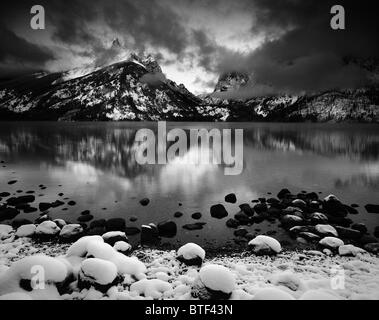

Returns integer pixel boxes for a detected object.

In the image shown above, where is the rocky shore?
[1,188,379,300]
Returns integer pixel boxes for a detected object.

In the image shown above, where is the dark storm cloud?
[0,0,378,95]
[0,24,54,75]
[215,0,379,96]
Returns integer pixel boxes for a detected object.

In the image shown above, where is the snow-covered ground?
[1,236,379,300]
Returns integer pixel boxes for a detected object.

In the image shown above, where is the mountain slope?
[0,55,203,121]
[0,55,378,122]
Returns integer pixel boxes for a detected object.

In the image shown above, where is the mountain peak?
[111,38,121,49]
[214,71,250,93]
[129,53,162,73]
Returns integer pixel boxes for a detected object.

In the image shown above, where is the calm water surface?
[0,122,378,249]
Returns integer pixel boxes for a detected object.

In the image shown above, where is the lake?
[0,122,378,250]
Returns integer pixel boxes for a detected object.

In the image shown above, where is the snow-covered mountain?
[0,54,378,122]
[0,53,203,121]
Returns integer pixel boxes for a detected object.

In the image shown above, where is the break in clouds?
[0,0,378,97]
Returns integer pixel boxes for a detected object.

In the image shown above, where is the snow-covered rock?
[315,224,338,237]
[252,287,295,300]
[53,219,67,229]
[59,224,83,240]
[319,237,344,249]
[130,279,172,299]
[86,241,116,261]
[248,235,282,255]
[15,224,36,238]
[79,258,118,290]
[113,241,132,255]
[199,265,235,295]
[113,255,146,280]
[0,225,14,240]
[0,255,68,298]
[177,243,205,266]
[269,271,305,292]
[35,221,60,237]
[66,236,104,257]
[338,245,367,257]
[102,231,128,246]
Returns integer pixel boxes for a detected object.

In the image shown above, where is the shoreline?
[1,236,379,300]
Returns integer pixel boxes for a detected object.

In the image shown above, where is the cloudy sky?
[0,0,378,96]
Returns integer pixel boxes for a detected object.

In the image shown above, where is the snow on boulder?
[252,287,295,300]
[66,235,104,257]
[300,289,340,300]
[113,241,132,255]
[35,221,60,237]
[53,219,67,229]
[248,235,282,255]
[0,255,68,297]
[86,241,117,261]
[15,224,36,238]
[79,258,118,292]
[0,225,14,240]
[177,243,205,266]
[198,264,235,298]
[323,194,340,202]
[315,224,338,237]
[130,279,172,299]
[59,224,83,241]
[338,244,367,257]
[269,271,305,292]
[102,231,128,246]
[113,254,147,280]
[319,237,344,249]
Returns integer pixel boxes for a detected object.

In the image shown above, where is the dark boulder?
[365,204,379,214]
[174,211,183,218]
[77,215,94,223]
[234,211,250,225]
[139,198,150,206]
[0,207,20,221]
[50,200,64,208]
[157,221,177,238]
[253,203,268,215]
[226,218,239,229]
[280,215,304,229]
[210,204,228,219]
[343,205,359,215]
[239,203,254,216]
[183,223,206,231]
[0,192,11,197]
[125,227,141,236]
[39,202,51,211]
[351,223,368,234]
[192,212,202,220]
[90,219,106,229]
[7,195,35,206]
[277,189,291,199]
[335,226,362,240]
[141,224,159,245]
[322,197,348,218]
[225,193,237,204]
[267,198,280,205]
[11,218,33,229]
